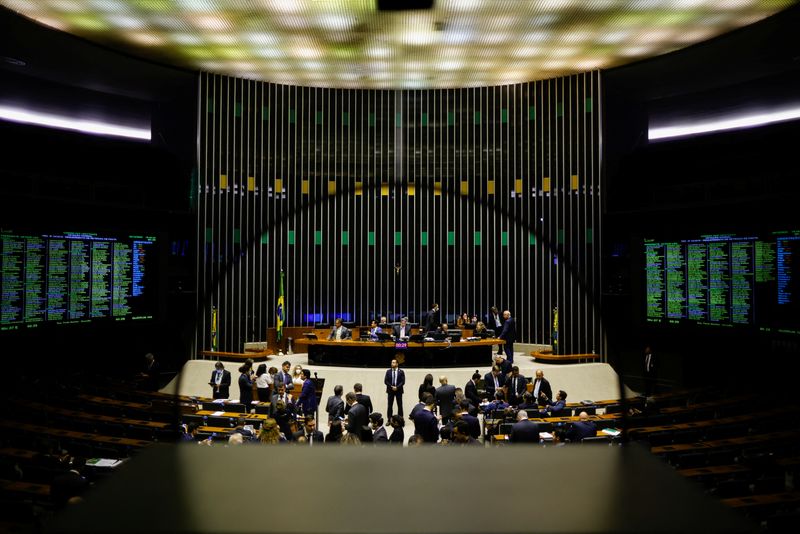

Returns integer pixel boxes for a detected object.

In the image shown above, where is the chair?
[205,416,234,428]
[224,403,247,414]
[675,452,707,469]
[550,408,572,418]
[254,405,270,415]
[577,406,596,416]
[183,414,206,426]
[201,402,223,411]
[499,423,514,435]
[537,422,553,433]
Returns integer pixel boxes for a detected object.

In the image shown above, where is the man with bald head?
[567,411,597,442]
[531,369,553,407]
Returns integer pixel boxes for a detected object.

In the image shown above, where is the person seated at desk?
[292,416,323,446]
[539,390,568,417]
[328,318,352,341]
[482,390,510,414]
[517,392,538,411]
[451,419,481,446]
[473,321,488,337]
[456,312,470,328]
[566,411,597,442]
[509,410,540,443]
[392,317,411,340]
[368,320,383,341]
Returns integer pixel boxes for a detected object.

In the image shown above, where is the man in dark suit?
[384,358,405,418]
[499,310,516,363]
[509,411,540,443]
[325,384,345,425]
[276,361,294,392]
[494,353,512,376]
[485,306,504,354]
[297,369,318,416]
[465,371,482,407]
[370,412,388,443]
[643,346,657,397]
[540,390,568,417]
[457,400,481,439]
[345,392,369,439]
[531,369,553,407]
[483,366,505,400]
[424,303,440,333]
[506,366,527,407]
[435,376,456,424]
[392,317,411,340]
[269,383,295,417]
[567,411,597,442]
[292,416,323,446]
[139,353,159,391]
[353,383,373,414]
[328,317,352,340]
[409,393,430,423]
[208,361,232,399]
[414,395,439,443]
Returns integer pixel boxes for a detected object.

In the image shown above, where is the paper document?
[212,411,225,416]
[86,458,122,468]
[602,428,621,436]
[539,432,553,440]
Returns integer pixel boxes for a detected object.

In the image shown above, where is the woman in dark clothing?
[418,373,436,401]
[389,415,405,445]
[238,364,254,407]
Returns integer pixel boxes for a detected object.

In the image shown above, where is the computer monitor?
[303,333,318,340]
[428,331,447,341]
[409,334,425,342]
[447,330,462,342]
[376,332,393,341]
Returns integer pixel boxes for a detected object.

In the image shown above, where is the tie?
[513,377,517,394]
[307,434,313,445]
[494,376,499,389]
[534,379,540,397]
[392,370,396,386]
[646,354,652,371]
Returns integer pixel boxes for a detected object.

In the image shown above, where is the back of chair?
[499,423,514,435]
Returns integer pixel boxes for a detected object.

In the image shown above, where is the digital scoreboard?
[644,231,800,334]
[1,230,158,331]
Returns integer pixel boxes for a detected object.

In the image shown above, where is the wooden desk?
[531,351,601,364]
[721,492,800,509]
[199,350,272,362]
[0,421,152,448]
[295,338,501,367]
[77,395,152,412]
[195,410,269,420]
[677,465,751,478]
[18,401,171,430]
[0,447,38,461]
[0,479,50,498]
[651,430,800,455]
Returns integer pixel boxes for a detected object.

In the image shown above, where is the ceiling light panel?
[1,0,794,88]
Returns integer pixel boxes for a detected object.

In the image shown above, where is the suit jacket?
[497,358,513,376]
[414,409,439,443]
[485,312,504,333]
[238,372,253,406]
[545,399,567,416]
[424,308,440,333]
[384,368,406,394]
[531,377,553,405]
[368,326,383,340]
[392,324,411,339]
[356,393,373,414]
[209,369,232,399]
[269,392,295,417]
[409,402,426,422]
[328,325,352,340]
[509,420,540,443]
[499,317,516,348]
[292,429,324,445]
[567,421,597,442]
[507,375,527,403]
[276,370,294,391]
[325,395,345,422]
[483,372,506,398]
[389,427,404,445]
[465,379,481,407]
[435,384,457,419]
[372,426,389,443]
[461,413,481,439]
[297,378,318,414]
[346,403,368,435]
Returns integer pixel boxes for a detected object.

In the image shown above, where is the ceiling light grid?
[0,0,794,88]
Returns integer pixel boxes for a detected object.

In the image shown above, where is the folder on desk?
[602,428,621,436]
[212,411,225,416]
[539,432,553,440]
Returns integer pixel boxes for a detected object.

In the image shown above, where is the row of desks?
[651,430,800,455]
[18,400,171,430]
[0,420,152,449]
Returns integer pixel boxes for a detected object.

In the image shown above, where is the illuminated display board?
[1,230,157,331]
[644,231,800,335]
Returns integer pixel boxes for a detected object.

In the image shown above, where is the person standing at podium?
[384,358,405,418]
[209,361,231,399]
[328,318,352,341]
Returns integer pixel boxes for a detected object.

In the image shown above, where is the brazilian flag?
[277,271,285,341]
